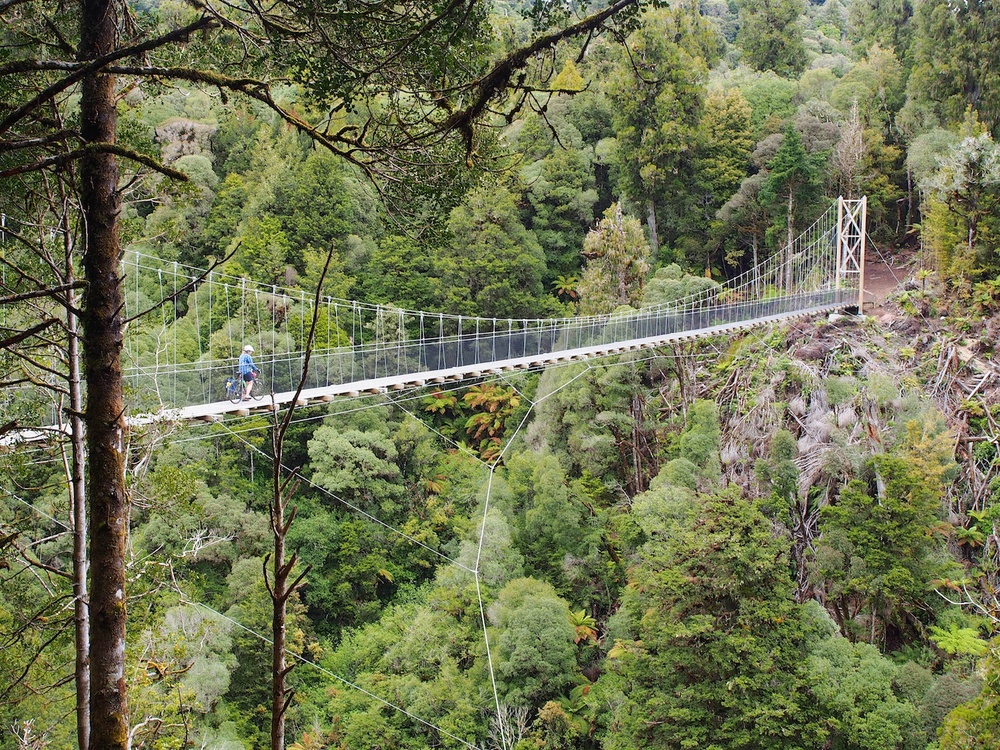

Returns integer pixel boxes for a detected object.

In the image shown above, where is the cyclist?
[238,344,259,400]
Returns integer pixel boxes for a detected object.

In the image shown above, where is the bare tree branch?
[0,317,60,349]
[0,15,219,136]
[0,142,190,180]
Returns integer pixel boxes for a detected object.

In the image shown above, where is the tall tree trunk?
[269,498,292,750]
[646,198,659,258]
[269,422,301,750]
[68,285,90,750]
[80,0,129,746]
[268,252,329,750]
[968,219,977,259]
[786,188,794,293]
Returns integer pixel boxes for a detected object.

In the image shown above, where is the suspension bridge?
[114,197,867,424]
[0,196,870,750]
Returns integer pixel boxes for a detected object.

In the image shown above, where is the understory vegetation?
[5,1,1000,749]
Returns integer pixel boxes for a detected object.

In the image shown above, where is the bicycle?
[224,371,264,404]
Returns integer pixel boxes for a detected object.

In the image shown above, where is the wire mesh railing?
[118,200,858,412]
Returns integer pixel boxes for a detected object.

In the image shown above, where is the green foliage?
[756,428,800,516]
[440,184,549,318]
[201,172,250,258]
[736,71,799,137]
[760,126,827,252]
[675,398,722,481]
[533,355,662,495]
[848,0,914,55]
[502,451,602,598]
[921,132,1000,281]
[362,234,442,310]
[524,145,599,282]
[907,0,1000,134]
[594,488,829,749]
[690,87,756,266]
[736,0,808,78]
[229,214,290,285]
[142,604,237,712]
[807,637,923,750]
[929,622,988,657]
[463,383,525,462]
[319,596,487,749]
[815,455,948,643]
[937,641,1000,750]
[577,204,652,315]
[640,263,720,307]
[607,2,720,255]
[309,418,403,521]
[283,294,352,351]
[223,557,312,745]
[492,578,579,707]
[271,149,354,258]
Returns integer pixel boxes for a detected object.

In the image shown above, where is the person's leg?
[243,373,253,400]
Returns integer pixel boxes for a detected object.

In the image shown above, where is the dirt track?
[863,252,912,314]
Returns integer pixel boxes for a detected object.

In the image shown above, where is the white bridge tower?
[836,196,867,311]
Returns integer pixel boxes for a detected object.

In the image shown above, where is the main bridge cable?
[121,203,849,416]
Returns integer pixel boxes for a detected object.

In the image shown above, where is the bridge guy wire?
[205,353,614,749]
[213,404,534,748]
[180,598,487,750]
[380,360,601,749]
[217,422,470,571]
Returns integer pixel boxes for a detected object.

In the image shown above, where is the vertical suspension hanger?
[418,311,425,371]
[398,307,405,375]
[192,269,203,405]
[241,277,248,359]
[253,286,262,390]
[438,313,445,371]
[225,280,232,369]
[334,302,342,384]
[296,288,306,390]
[474,316,480,368]
[172,261,179,406]
[208,270,214,402]
[157,268,165,396]
[354,301,363,381]
[272,284,279,381]
[325,296,332,387]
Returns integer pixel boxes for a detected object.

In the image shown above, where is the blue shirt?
[238,352,255,376]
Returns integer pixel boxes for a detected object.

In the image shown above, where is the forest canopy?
[4,1,1000,749]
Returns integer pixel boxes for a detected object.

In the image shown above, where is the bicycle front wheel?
[251,378,265,400]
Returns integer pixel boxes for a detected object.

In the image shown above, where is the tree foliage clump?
[577,204,652,315]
